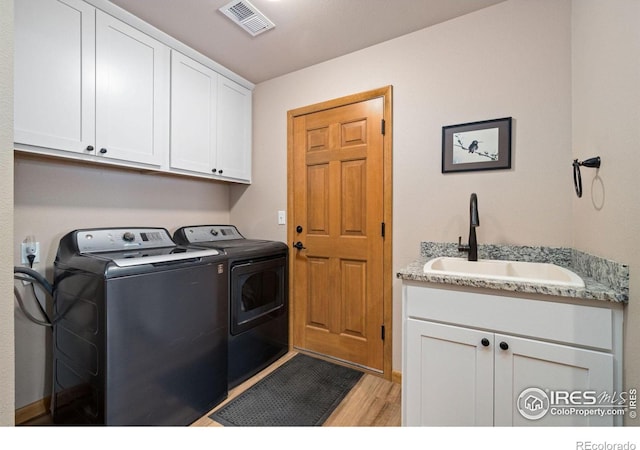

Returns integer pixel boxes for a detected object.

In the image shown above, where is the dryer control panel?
[179,225,244,243]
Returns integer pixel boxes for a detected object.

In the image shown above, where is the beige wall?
[231,0,573,372]
[571,0,640,418]
[0,0,14,426]
[13,157,232,408]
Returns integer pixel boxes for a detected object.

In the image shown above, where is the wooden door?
[289,88,392,375]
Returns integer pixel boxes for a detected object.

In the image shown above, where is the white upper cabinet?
[170,51,218,174]
[14,0,253,183]
[95,11,170,167]
[170,50,252,183]
[14,0,95,154]
[216,76,252,182]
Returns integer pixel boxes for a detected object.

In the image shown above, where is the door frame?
[286,86,393,379]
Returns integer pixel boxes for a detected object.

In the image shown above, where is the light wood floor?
[192,351,401,427]
[22,351,401,427]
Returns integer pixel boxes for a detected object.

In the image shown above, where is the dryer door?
[230,255,287,335]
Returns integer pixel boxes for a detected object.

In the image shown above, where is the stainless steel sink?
[423,257,585,288]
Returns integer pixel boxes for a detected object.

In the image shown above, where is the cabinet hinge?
[381,222,386,238]
[381,119,386,135]
[381,325,386,340]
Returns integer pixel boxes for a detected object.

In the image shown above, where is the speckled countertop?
[397,242,629,303]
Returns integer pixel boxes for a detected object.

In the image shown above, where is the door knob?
[293,241,306,250]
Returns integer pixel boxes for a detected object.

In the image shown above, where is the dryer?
[173,225,289,388]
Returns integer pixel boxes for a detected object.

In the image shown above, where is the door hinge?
[381,119,386,135]
[381,325,386,340]
[381,222,386,238]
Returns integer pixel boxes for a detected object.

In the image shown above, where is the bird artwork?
[453,133,498,162]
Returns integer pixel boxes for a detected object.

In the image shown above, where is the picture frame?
[441,117,512,173]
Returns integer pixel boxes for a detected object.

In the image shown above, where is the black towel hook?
[573,156,601,198]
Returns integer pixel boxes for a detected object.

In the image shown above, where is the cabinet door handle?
[218,170,223,175]
[481,338,490,347]
[99,148,107,154]
[86,145,94,152]
[212,168,217,173]
[499,341,509,351]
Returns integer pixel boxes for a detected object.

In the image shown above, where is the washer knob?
[122,232,135,242]
[210,229,219,236]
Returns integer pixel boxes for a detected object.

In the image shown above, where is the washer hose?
[14,266,55,327]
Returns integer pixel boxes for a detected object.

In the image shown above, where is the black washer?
[52,227,228,425]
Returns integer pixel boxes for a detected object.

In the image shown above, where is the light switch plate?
[278,210,286,225]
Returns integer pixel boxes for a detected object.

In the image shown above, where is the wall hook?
[573,156,601,198]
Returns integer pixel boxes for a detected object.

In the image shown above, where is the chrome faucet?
[458,193,479,261]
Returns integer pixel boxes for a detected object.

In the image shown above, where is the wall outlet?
[21,241,40,265]
[278,210,286,225]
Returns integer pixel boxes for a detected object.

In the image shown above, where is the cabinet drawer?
[404,284,614,351]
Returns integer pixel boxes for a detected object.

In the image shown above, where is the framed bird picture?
[441,117,512,173]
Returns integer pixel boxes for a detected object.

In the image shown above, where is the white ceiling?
[109,0,506,84]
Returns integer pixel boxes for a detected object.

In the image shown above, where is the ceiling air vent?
[219,0,275,37]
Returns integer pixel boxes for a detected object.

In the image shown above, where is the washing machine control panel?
[76,228,175,253]
[181,225,243,243]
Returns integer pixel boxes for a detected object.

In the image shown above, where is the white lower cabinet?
[405,320,494,426]
[403,284,623,427]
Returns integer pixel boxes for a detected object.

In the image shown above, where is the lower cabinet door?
[493,333,614,426]
[404,319,494,426]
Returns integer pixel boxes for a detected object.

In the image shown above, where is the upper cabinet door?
[216,76,252,182]
[170,51,218,174]
[14,0,96,154]
[95,11,169,167]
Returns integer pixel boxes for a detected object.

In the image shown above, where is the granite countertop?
[397,242,629,303]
